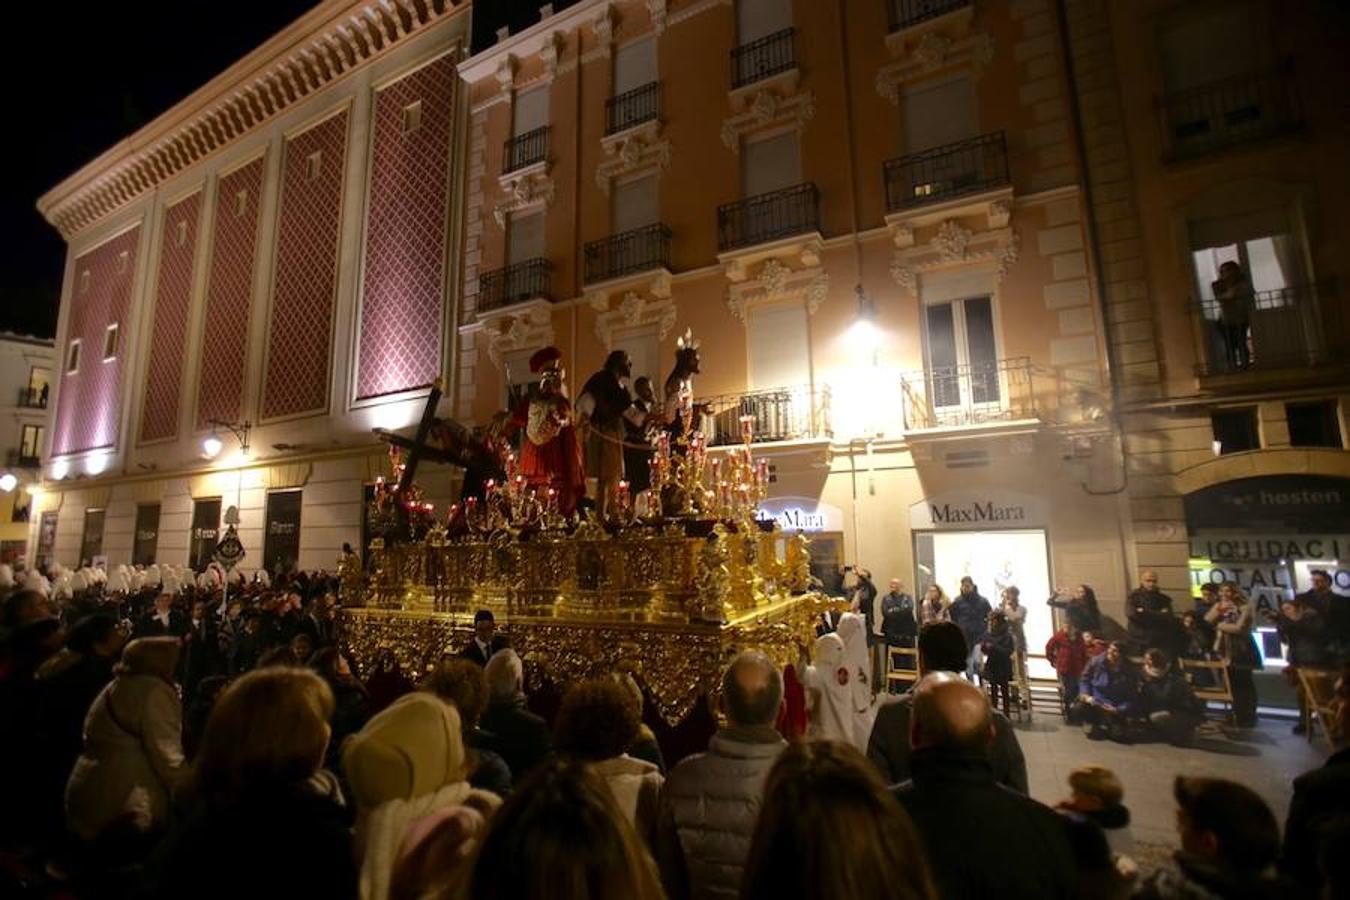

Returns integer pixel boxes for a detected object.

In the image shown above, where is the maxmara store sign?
[909,490,1049,531]
[757,497,845,533]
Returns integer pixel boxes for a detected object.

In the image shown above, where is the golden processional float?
[338,383,840,726]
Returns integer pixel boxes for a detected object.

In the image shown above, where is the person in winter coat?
[1056,765,1134,861]
[1073,642,1137,742]
[980,611,1015,716]
[419,657,514,797]
[1271,599,1330,736]
[1047,583,1102,634]
[554,678,664,845]
[344,692,501,900]
[656,651,787,900]
[949,577,992,682]
[65,637,187,853]
[145,667,356,900]
[1205,582,1262,728]
[1135,649,1203,746]
[917,585,950,627]
[481,649,553,781]
[1045,624,1088,721]
[1134,776,1290,900]
[881,579,918,649]
[1001,587,1030,710]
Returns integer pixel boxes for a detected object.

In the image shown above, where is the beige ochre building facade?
[28,0,1349,670]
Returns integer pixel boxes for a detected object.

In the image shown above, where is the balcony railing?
[503,125,550,173]
[884,131,1010,213]
[731,27,795,90]
[888,0,971,32]
[696,385,832,447]
[718,182,820,252]
[899,357,1036,430]
[1161,67,1301,160]
[1192,284,1344,376]
[6,450,40,469]
[18,386,48,409]
[584,224,671,284]
[477,258,553,314]
[606,81,661,135]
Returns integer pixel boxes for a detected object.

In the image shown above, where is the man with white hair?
[480,649,552,780]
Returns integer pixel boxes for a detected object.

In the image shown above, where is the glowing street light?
[202,433,224,459]
[0,473,16,493]
[203,419,251,461]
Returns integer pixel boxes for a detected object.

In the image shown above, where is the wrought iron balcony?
[717,182,820,252]
[503,125,550,174]
[17,386,48,409]
[1191,284,1345,377]
[899,357,1036,430]
[731,27,795,90]
[888,0,971,32]
[477,258,552,314]
[697,385,832,447]
[1161,67,1301,160]
[606,81,661,135]
[584,223,671,285]
[884,131,1010,213]
[6,449,40,469]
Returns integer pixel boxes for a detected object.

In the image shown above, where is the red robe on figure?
[517,347,585,516]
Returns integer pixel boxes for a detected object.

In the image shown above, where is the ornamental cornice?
[39,0,470,241]
[588,285,678,349]
[483,303,555,369]
[720,88,815,152]
[888,224,1020,299]
[726,258,829,325]
[595,134,672,194]
[493,171,556,227]
[875,31,994,103]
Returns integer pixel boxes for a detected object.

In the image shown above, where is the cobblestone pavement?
[1017,712,1326,848]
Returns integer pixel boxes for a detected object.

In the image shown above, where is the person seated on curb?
[1072,641,1137,742]
[1135,649,1204,747]
[866,621,1027,794]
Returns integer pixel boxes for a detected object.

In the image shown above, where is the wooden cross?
[374,379,445,536]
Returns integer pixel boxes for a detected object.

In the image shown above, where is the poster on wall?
[36,511,57,571]
[189,498,222,572]
[133,504,161,566]
[263,490,303,576]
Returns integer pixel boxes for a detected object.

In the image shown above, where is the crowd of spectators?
[0,556,1347,900]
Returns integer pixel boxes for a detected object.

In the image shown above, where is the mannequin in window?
[1213,261,1254,370]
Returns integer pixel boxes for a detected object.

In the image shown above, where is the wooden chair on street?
[1296,667,1340,748]
[886,645,920,693]
[1180,657,1234,724]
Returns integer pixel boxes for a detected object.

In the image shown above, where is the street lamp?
[848,284,880,357]
[203,419,251,460]
[0,473,16,493]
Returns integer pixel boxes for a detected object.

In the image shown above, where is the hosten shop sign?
[909,490,1049,531]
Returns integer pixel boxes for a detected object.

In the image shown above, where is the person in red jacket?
[1046,624,1088,722]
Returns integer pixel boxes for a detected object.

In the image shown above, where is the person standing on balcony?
[1213,260,1254,370]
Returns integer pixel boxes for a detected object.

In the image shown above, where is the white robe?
[808,616,875,751]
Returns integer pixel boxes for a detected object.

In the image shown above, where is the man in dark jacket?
[1282,669,1350,894]
[481,648,552,780]
[867,621,1027,793]
[893,673,1078,899]
[1127,569,1180,656]
[460,609,510,668]
[1135,649,1202,746]
[135,590,187,639]
[881,578,917,648]
[949,576,992,681]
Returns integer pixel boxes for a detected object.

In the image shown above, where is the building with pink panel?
[30,1,473,574]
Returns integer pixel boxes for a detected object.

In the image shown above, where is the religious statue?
[577,350,649,521]
[662,329,702,448]
[518,347,585,516]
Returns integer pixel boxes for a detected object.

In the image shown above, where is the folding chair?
[1180,658,1234,723]
[886,645,920,693]
[1296,667,1340,749]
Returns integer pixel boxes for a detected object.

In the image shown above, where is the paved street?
[1018,711,1327,848]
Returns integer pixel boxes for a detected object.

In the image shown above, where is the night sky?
[0,1,573,340]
